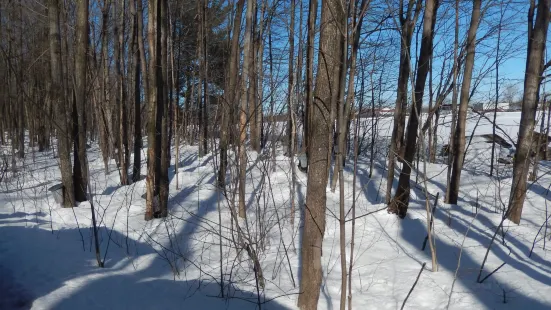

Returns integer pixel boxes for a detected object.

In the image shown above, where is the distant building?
[495,102,510,111]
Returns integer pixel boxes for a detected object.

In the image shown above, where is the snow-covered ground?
[1,112,551,309]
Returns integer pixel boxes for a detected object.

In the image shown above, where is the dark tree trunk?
[73,0,89,202]
[131,0,142,183]
[48,0,74,207]
[388,0,439,218]
[386,0,422,204]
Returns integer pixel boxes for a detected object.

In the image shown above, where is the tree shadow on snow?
[0,221,290,309]
[401,194,551,309]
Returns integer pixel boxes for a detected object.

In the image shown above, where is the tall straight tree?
[287,0,296,156]
[448,0,482,204]
[145,0,162,220]
[304,0,318,163]
[297,0,342,308]
[386,0,422,204]
[73,0,89,202]
[238,0,254,218]
[115,0,130,185]
[218,0,245,190]
[158,0,169,218]
[389,0,439,217]
[445,0,460,203]
[48,0,74,207]
[131,0,142,183]
[508,0,551,224]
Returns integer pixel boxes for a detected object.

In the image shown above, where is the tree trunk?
[508,0,550,224]
[48,0,74,208]
[297,0,341,308]
[386,0,422,204]
[131,0,142,183]
[218,0,245,190]
[304,0,317,164]
[445,0,460,203]
[388,0,439,217]
[145,0,161,221]
[448,0,482,205]
[73,0,89,202]
[287,0,295,156]
[159,0,169,218]
[239,0,254,218]
[115,0,129,186]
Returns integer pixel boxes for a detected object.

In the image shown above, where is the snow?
[1,111,551,309]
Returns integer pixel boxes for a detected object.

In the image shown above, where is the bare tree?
[73,0,90,202]
[389,0,439,217]
[145,0,161,221]
[508,0,550,224]
[297,0,342,308]
[386,0,422,204]
[448,0,482,205]
[239,0,254,218]
[48,0,74,208]
[218,0,245,190]
[131,0,142,183]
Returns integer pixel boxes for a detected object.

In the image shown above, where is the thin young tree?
[448,0,482,205]
[131,0,142,183]
[218,0,245,190]
[115,0,130,185]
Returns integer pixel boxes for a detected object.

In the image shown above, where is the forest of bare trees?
[2,0,551,309]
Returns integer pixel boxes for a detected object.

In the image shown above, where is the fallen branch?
[344,206,387,223]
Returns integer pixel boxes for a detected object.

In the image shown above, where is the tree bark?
[239,0,254,218]
[508,0,550,224]
[73,0,89,202]
[159,0,169,218]
[386,0,422,204]
[48,0,74,207]
[448,0,482,205]
[218,0,245,190]
[287,0,296,156]
[388,0,439,218]
[115,0,129,185]
[131,0,142,183]
[304,0,318,164]
[145,0,161,221]
[297,0,341,308]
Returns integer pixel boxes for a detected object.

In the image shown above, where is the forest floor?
[1,112,551,309]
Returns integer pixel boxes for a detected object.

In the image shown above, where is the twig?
[400,262,426,310]
[344,206,387,223]
[478,262,506,284]
[422,193,439,251]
